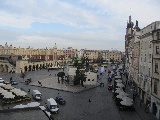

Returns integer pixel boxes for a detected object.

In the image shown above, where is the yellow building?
[0,43,76,73]
[107,50,122,62]
[83,50,99,62]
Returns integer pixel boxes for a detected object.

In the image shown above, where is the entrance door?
[152,102,157,116]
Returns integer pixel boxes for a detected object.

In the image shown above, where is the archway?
[24,66,28,72]
[32,65,35,71]
[42,64,45,69]
[152,102,157,116]
[0,64,4,72]
[36,64,39,70]
[40,64,42,69]
[29,65,32,71]
[4,65,8,72]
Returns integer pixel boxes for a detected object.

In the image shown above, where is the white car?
[46,98,59,113]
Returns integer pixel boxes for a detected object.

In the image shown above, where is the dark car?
[108,85,113,90]
[10,80,18,85]
[55,96,66,105]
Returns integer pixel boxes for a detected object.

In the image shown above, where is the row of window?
[140,53,152,63]
[140,63,158,77]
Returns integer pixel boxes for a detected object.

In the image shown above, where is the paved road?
[0,64,158,120]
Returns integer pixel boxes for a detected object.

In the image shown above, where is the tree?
[57,72,65,83]
[72,57,87,86]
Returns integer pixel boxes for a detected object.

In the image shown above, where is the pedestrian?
[145,103,150,113]
[102,82,104,87]
[38,81,42,86]
[133,94,135,102]
[100,82,102,87]
[10,77,12,82]
[28,89,30,93]
[89,99,91,102]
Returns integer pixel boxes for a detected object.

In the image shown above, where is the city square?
[0,65,157,120]
[0,1,160,120]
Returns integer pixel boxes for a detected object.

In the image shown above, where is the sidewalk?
[30,70,106,93]
[122,74,158,120]
[30,76,100,93]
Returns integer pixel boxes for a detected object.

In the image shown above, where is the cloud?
[0,0,159,52]
[0,28,125,51]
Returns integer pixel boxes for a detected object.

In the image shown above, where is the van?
[47,98,59,113]
[32,90,42,100]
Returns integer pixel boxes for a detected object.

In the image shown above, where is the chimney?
[129,16,131,23]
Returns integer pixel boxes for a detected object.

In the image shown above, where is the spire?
[134,20,140,32]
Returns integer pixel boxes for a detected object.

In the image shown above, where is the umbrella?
[27,102,40,107]
[115,89,124,93]
[122,97,133,102]
[116,92,128,99]
[119,91,129,96]
[116,83,125,88]
[115,76,121,79]
[2,85,14,90]
[116,94,126,99]
[115,79,122,83]
[11,88,27,96]
[0,89,7,93]
[13,104,28,108]
[120,100,133,106]
[2,92,15,99]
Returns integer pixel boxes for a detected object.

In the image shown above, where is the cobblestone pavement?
[30,76,99,93]
[0,65,158,120]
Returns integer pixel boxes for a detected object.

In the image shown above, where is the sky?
[0,0,160,52]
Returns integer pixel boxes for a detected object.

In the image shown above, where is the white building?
[139,22,154,105]
[84,71,97,86]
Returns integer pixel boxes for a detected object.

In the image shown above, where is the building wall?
[151,22,160,119]
[139,22,155,104]
[107,51,122,62]
[83,50,99,61]
[84,72,97,85]
[133,30,140,95]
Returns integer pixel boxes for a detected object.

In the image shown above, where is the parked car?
[108,85,113,90]
[55,96,66,105]
[10,80,18,85]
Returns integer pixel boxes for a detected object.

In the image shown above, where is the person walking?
[145,103,150,113]
[10,77,12,82]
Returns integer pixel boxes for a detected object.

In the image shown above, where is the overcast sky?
[0,0,160,51]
